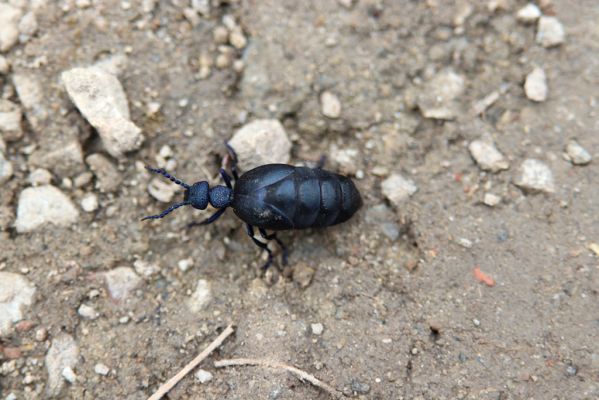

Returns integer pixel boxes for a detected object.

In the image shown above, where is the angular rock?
[483,193,501,207]
[85,153,122,192]
[15,185,80,233]
[0,149,13,185]
[514,159,555,193]
[468,139,509,172]
[187,279,212,312]
[12,74,46,129]
[536,16,565,48]
[28,140,84,177]
[524,67,548,102]
[228,119,291,171]
[516,4,541,24]
[0,3,22,52]
[565,140,592,165]
[46,334,79,397]
[195,369,213,383]
[0,272,36,337]
[102,267,141,301]
[0,100,23,141]
[18,12,38,41]
[320,91,342,119]
[381,174,418,207]
[62,66,144,158]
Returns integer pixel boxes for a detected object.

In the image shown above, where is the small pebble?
[192,0,210,16]
[350,379,370,395]
[0,150,13,185]
[0,99,24,141]
[458,238,473,249]
[0,55,10,74]
[292,263,315,288]
[27,168,53,186]
[80,193,99,212]
[86,153,122,193]
[15,186,80,233]
[133,259,159,277]
[229,28,247,49]
[418,69,465,120]
[0,3,21,52]
[473,318,481,326]
[565,365,577,376]
[565,140,592,165]
[94,363,110,376]
[469,139,510,172]
[514,159,555,193]
[0,272,36,338]
[177,258,194,272]
[187,279,212,312]
[228,119,291,171]
[483,193,501,207]
[524,67,548,102]
[536,16,566,48]
[77,304,98,319]
[102,267,142,301]
[381,174,418,207]
[148,177,178,203]
[311,323,324,336]
[516,3,541,24]
[195,369,213,383]
[320,91,342,119]
[62,366,77,383]
[35,327,48,342]
[46,333,79,396]
[213,26,229,44]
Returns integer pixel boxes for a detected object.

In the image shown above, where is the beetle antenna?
[141,201,190,221]
[145,166,191,189]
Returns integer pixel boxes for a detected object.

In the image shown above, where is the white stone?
[148,177,178,203]
[320,91,342,119]
[565,140,592,165]
[228,119,291,171]
[0,99,23,141]
[62,66,144,158]
[187,279,212,312]
[77,304,98,319]
[229,28,247,49]
[0,272,36,337]
[191,0,210,15]
[0,3,22,52]
[177,257,194,272]
[15,185,80,233]
[195,369,213,383]
[536,16,565,48]
[524,67,548,102]
[516,4,541,24]
[0,55,9,74]
[483,193,501,207]
[468,139,509,172]
[94,363,110,376]
[311,323,324,335]
[0,150,13,185]
[514,159,555,193]
[27,168,53,186]
[18,12,38,38]
[418,70,465,120]
[133,259,159,277]
[102,267,141,301]
[46,334,79,396]
[381,174,418,207]
[80,193,99,212]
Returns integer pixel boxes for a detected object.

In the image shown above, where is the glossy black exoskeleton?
[142,144,362,269]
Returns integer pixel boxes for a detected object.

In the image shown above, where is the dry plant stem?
[147,324,235,400]
[214,358,345,399]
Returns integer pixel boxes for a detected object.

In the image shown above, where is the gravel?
[468,139,510,172]
[0,100,23,141]
[536,16,566,48]
[46,334,79,397]
[15,185,80,233]
[27,168,53,186]
[564,140,592,165]
[514,159,555,193]
[85,154,122,193]
[0,3,22,52]
[483,193,502,207]
[195,369,213,383]
[102,267,142,301]
[381,174,418,207]
[292,262,315,288]
[516,4,541,24]
[418,69,465,120]
[80,193,99,212]
[0,272,36,337]
[77,304,99,319]
[524,67,548,102]
[320,91,342,119]
[311,323,324,335]
[147,177,178,203]
[187,279,212,312]
[94,363,110,376]
[12,73,45,129]
[0,149,13,185]
[62,66,144,158]
[228,119,292,171]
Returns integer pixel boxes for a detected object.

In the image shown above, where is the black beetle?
[142,144,362,269]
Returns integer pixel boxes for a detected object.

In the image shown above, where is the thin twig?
[214,357,345,399]
[147,324,235,400]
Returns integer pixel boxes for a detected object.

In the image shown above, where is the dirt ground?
[1,0,598,399]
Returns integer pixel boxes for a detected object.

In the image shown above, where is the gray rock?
[536,16,566,48]
[565,140,592,165]
[0,100,23,141]
[102,267,141,301]
[0,3,22,52]
[85,153,122,192]
[0,149,13,185]
[15,185,80,233]
[516,4,541,24]
[468,139,509,172]
[514,159,555,193]
[418,69,465,120]
[0,272,36,337]
[320,91,342,119]
[351,379,371,394]
[12,74,46,129]
[62,66,144,158]
[28,140,84,177]
[524,67,548,102]
[46,334,79,397]
[381,174,418,207]
[187,279,212,312]
[228,119,291,171]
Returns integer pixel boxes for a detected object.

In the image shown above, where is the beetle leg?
[225,142,240,181]
[219,168,233,189]
[187,207,227,228]
[259,228,289,266]
[246,224,273,270]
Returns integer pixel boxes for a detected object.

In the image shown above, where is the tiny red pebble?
[473,266,495,287]
[15,320,36,332]
[3,347,22,359]
[453,173,463,183]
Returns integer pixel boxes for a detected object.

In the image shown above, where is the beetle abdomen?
[232,164,362,230]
